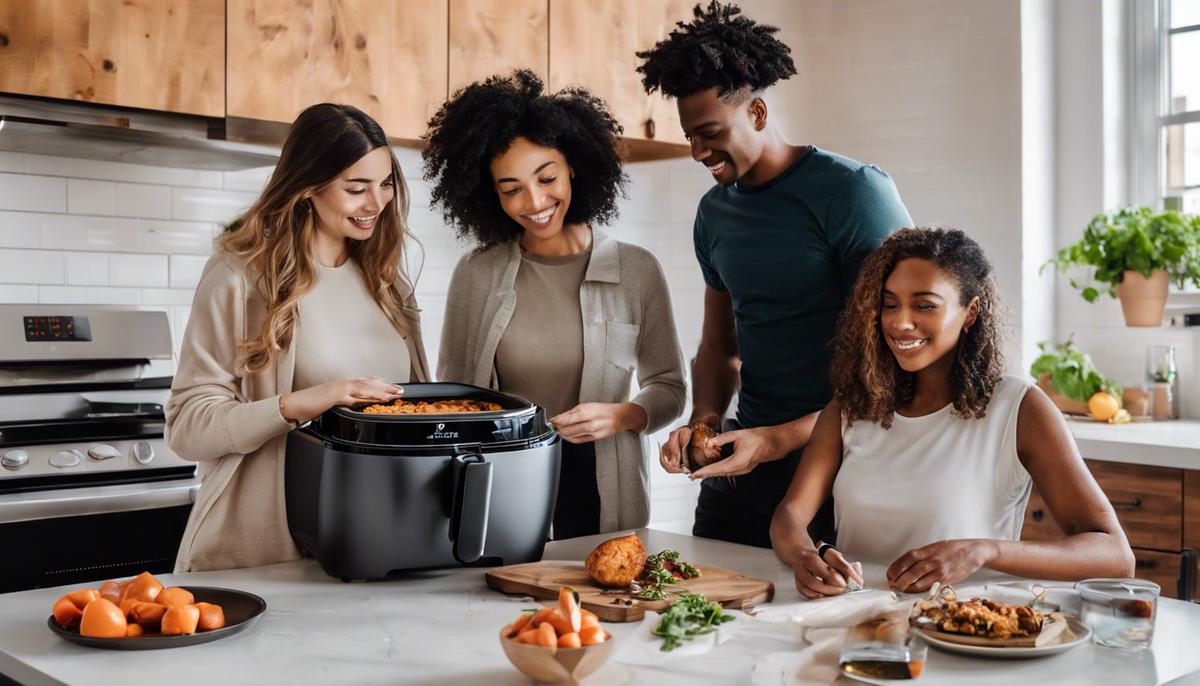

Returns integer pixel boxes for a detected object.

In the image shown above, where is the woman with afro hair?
[770,228,1133,597]
[424,70,686,538]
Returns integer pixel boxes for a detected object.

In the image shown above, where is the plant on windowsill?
[1046,207,1200,326]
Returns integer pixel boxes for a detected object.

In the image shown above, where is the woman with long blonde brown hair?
[168,104,430,572]
[770,228,1132,597]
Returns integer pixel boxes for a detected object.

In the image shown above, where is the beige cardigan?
[438,228,687,532]
[167,251,430,572]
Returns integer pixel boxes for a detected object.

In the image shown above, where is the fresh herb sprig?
[634,549,700,600]
[652,593,735,651]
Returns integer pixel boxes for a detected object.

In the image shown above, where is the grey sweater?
[438,228,687,532]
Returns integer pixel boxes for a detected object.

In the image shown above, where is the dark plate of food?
[48,586,266,650]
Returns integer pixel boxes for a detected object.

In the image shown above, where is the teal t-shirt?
[694,147,912,428]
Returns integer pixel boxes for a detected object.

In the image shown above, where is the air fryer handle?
[450,453,493,564]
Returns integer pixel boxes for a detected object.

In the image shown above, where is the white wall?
[788,0,1031,370]
[1051,0,1198,418]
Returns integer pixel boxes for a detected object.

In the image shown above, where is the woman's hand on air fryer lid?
[280,377,402,422]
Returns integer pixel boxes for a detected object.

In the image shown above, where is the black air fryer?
[285,382,561,581]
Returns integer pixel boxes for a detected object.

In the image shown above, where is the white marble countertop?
[1,529,1198,685]
[1067,417,1200,470]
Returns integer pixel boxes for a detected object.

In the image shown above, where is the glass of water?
[1076,578,1160,650]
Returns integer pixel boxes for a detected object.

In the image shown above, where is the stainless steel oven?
[0,305,197,593]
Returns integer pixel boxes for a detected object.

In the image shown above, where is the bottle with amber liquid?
[839,611,927,680]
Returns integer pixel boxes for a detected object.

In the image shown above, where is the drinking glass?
[1076,578,1160,650]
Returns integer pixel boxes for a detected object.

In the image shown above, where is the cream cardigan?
[438,228,687,532]
[167,251,429,572]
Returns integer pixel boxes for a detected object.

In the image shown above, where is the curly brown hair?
[830,228,1007,427]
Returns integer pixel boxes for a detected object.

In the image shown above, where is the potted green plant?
[1029,340,1121,418]
[1047,207,1200,326]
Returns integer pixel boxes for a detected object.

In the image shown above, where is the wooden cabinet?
[226,0,448,142]
[1087,461,1183,552]
[548,0,690,152]
[0,0,224,117]
[1022,459,1195,599]
[449,0,548,93]
[1186,470,1200,602]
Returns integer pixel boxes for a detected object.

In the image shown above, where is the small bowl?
[498,628,614,684]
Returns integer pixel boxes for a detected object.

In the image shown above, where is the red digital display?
[23,315,92,342]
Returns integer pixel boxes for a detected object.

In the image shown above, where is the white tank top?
[831,375,1034,565]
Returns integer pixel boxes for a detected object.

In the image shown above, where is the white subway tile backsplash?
[142,288,197,306]
[169,254,209,288]
[24,154,223,189]
[116,183,173,219]
[0,152,24,174]
[138,219,214,255]
[172,187,256,224]
[0,173,67,212]
[0,284,37,303]
[0,211,44,249]
[66,252,109,285]
[109,253,169,288]
[38,285,141,305]
[222,166,273,193]
[40,214,140,252]
[67,179,116,216]
[1,249,65,284]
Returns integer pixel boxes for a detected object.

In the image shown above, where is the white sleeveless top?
[831,375,1034,565]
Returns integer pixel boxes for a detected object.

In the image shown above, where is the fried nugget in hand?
[585,533,647,588]
[687,421,723,471]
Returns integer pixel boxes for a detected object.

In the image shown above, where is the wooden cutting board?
[484,559,774,622]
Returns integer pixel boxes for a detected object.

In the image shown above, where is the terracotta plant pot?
[1115,269,1169,327]
[1036,374,1090,416]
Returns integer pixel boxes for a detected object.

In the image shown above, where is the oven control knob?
[132,441,155,465]
[87,444,120,461]
[50,450,83,468]
[2,449,29,470]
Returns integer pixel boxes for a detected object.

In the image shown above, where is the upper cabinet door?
[637,0,691,146]
[449,0,548,94]
[227,0,448,142]
[0,0,225,117]
[548,0,689,147]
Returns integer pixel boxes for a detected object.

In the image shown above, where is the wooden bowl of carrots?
[499,586,613,684]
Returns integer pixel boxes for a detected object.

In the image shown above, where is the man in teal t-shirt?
[638,1,912,548]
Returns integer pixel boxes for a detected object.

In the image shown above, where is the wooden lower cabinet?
[1132,549,1188,599]
[1021,459,1196,600]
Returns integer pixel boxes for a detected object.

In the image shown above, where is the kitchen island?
[1,529,1198,685]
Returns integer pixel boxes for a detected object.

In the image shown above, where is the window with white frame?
[1164,1,1199,213]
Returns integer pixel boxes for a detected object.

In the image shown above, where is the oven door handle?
[0,478,199,524]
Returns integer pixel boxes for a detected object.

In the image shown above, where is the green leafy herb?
[652,593,735,651]
[1029,339,1120,402]
[635,550,701,600]
[1045,207,1200,302]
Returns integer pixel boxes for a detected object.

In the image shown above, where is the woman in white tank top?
[770,228,1134,598]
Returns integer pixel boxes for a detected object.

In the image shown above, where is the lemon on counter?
[1087,392,1120,422]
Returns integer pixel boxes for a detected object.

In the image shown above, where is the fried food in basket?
[914,596,1043,638]
[360,399,502,414]
[687,421,722,470]
[585,533,648,588]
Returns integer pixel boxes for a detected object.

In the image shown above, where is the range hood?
[0,96,279,171]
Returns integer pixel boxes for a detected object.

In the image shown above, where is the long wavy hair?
[220,103,414,374]
[831,228,1007,427]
